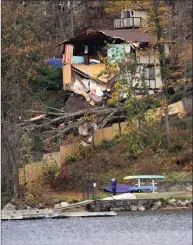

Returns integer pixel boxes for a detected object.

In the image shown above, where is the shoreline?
[1,207,192,222]
[1,198,192,221]
[2,191,192,220]
[160,206,192,211]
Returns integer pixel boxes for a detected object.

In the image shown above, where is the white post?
[138,179,140,186]
[93,183,96,200]
[152,179,155,193]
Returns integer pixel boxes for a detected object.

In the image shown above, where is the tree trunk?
[118,104,121,135]
[13,163,20,198]
[164,99,171,148]
[70,1,74,37]
[84,0,89,28]
[153,0,171,149]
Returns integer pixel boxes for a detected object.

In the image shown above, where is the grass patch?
[135,192,192,200]
[163,193,192,201]
[1,190,13,208]
[163,171,192,182]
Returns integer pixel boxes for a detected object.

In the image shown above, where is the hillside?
[1,0,192,206]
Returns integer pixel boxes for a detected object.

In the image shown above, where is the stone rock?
[185,200,190,206]
[11,198,16,204]
[38,203,45,209]
[138,205,145,211]
[113,207,121,211]
[70,200,79,204]
[26,205,33,210]
[186,186,192,192]
[17,204,27,210]
[61,202,69,208]
[52,199,61,204]
[130,205,137,211]
[3,203,16,211]
[119,207,126,211]
[25,201,37,208]
[168,199,176,206]
[177,200,187,207]
[152,201,162,210]
[188,199,192,206]
[54,203,61,209]
[11,198,24,207]
[154,201,162,207]
[181,202,187,207]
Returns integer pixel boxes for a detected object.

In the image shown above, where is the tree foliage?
[1,1,63,198]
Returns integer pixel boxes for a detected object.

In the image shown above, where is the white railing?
[114,17,141,29]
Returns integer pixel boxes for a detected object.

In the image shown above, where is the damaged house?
[47,8,170,112]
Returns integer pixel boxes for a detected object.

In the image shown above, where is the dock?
[1,209,117,221]
[53,200,94,213]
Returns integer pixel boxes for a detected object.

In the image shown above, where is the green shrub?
[142,124,165,151]
[1,190,13,208]
[66,153,78,164]
[120,131,144,159]
[65,145,85,164]
[171,117,192,130]
[164,171,193,182]
[99,139,117,152]
[31,135,44,152]
[42,163,60,185]
[29,64,63,92]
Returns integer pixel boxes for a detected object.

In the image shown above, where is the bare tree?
[70,0,74,37]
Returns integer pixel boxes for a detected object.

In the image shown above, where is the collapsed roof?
[58,29,157,46]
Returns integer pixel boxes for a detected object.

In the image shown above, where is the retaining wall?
[85,199,162,212]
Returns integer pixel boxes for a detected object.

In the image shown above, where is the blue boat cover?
[46,58,62,69]
[128,186,158,191]
[104,184,133,193]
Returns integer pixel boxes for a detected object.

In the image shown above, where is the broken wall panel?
[72,64,116,83]
[63,64,72,86]
[93,121,129,146]
[107,44,131,63]
[64,44,73,64]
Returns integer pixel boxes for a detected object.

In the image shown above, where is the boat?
[102,193,136,200]
[104,175,165,194]
[104,184,132,193]
[123,175,165,193]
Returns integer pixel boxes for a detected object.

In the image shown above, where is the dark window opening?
[140,42,149,51]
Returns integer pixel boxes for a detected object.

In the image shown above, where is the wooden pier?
[1,210,117,221]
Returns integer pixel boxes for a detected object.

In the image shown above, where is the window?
[144,67,155,80]
[140,42,148,51]
[126,11,130,18]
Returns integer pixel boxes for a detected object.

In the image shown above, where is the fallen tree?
[18,106,127,144]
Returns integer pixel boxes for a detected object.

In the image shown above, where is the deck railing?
[114,17,142,29]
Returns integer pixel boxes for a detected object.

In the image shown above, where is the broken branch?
[20,106,125,132]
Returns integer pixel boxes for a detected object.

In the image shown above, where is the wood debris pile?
[18,106,126,145]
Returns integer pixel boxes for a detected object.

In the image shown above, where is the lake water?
[2,210,192,245]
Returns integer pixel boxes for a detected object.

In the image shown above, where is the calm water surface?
[2,210,192,245]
